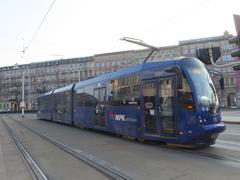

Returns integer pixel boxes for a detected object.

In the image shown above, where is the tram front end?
[176,58,226,147]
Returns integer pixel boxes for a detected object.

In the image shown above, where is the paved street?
[0,112,240,180]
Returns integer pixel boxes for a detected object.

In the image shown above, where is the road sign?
[20,101,25,108]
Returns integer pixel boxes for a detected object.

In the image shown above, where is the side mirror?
[200,96,209,106]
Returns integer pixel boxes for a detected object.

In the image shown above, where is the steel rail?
[11,115,240,165]
[212,144,240,152]
[1,118,49,180]
[183,148,240,163]
[13,115,240,165]
[9,116,133,180]
[148,141,240,163]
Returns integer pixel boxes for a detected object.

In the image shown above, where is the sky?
[0,0,239,67]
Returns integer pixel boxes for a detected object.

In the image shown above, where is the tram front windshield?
[184,59,220,114]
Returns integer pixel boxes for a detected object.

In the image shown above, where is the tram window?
[99,88,106,102]
[144,82,156,132]
[64,92,70,106]
[77,93,86,106]
[76,86,98,106]
[119,86,131,98]
[178,76,195,111]
[55,92,70,112]
[77,93,97,106]
[159,80,173,115]
[111,74,140,105]
[38,97,50,110]
[132,84,140,97]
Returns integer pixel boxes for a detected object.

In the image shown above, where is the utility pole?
[28,70,31,111]
[21,71,25,118]
[79,70,81,81]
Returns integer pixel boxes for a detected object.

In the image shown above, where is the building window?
[222,54,232,61]
[190,47,196,54]
[222,66,232,73]
[222,41,234,50]
[230,77,235,85]
[182,46,189,55]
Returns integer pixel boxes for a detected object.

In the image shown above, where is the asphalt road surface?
[1,113,240,180]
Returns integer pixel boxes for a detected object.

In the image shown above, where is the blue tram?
[37,90,54,120]
[37,57,226,147]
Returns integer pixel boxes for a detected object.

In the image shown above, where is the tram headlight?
[201,106,209,112]
[199,118,207,123]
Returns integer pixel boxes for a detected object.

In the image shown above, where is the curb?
[222,121,240,124]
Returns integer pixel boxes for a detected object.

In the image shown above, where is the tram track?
[6,115,133,180]
[0,116,49,180]
[210,139,240,153]
[181,147,240,163]
[168,139,240,163]
[148,140,240,164]
[7,114,240,170]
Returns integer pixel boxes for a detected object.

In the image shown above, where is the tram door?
[93,88,106,127]
[142,77,176,136]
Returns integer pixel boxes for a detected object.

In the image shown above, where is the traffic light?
[195,47,221,65]
[228,35,240,71]
[219,76,224,90]
[228,35,240,58]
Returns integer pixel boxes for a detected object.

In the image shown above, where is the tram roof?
[74,63,143,89]
[74,58,190,89]
[37,90,54,98]
[53,84,74,94]
[48,57,196,93]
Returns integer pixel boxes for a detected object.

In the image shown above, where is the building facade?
[0,32,239,111]
[0,56,94,111]
[94,45,180,76]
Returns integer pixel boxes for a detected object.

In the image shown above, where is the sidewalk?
[221,109,240,124]
[222,117,240,124]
